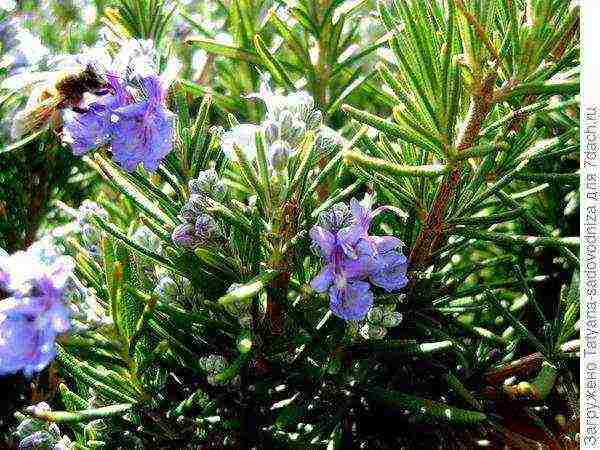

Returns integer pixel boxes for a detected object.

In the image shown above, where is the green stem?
[26,404,133,423]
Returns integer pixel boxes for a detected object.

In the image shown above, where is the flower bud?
[263,120,280,144]
[269,140,290,172]
[305,110,323,131]
[17,431,56,450]
[154,275,179,302]
[194,214,218,243]
[285,120,306,148]
[180,195,207,223]
[171,223,197,248]
[278,110,294,135]
[199,354,228,386]
[315,127,343,154]
[189,169,225,200]
[132,225,161,254]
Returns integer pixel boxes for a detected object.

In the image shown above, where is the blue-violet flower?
[0,241,73,376]
[310,195,408,321]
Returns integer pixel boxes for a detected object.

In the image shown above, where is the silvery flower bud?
[263,120,280,144]
[315,127,343,154]
[189,169,226,200]
[15,418,46,439]
[132,225,161,254]
[180,195,207,223]
[290,92,314,119]
[285,120,306,148]
[305,110,323,131]
[195,214,218,243]
[154,276,179,302]
[79,200,108,221]
[199,355,228,386]
[17,431,56,450]
[172,223,197,248]
[278,110,294,134]
[224,283,252,326]
[53,436,73,450]
[269,140,290,172]
[81,223,102,253]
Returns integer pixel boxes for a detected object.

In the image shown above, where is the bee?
[8,64,109,139]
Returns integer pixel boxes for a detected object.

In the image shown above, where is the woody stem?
[409,73,497,268]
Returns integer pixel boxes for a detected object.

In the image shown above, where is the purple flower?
[309,225,376,321]
[369,251,408,292]
[310,195,408,321]
[62,74,132,155]
[110,76,175,172]
[309,226,374,293]
[63,103,112,155]
[329,281,374,321]
[62,73,175,172]
[0,243,73,376]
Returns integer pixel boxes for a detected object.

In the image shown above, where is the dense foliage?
[0,0,579,449]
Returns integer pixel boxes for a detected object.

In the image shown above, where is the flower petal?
[370,251,409,292]
[370,235,402,254]
[328,281,374,321]
[309,225,336,259]
[310,265,334,293]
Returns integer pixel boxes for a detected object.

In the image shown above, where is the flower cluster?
[62,72,175,172]
[50,39,179,172]
[14,402,73,450]
[0,239,73,376]
[310,195,408,321]
[172,169,225,248]
[221,75,342,171]
[65,277,112,333]
[359,304,403,339]
[154,274,199,307]
[76,200,108,258]
[198,354,239,386]
[0,15,49,75]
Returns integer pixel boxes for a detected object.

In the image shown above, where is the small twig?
[453,0,500,61]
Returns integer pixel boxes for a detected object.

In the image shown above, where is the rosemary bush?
[0,0,579,448]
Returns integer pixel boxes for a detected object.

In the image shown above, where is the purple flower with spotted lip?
[62,73,175,172]
[310,195,408,321]
[110,76,175,172]
[309,225,375,295]
[329,281,374,322]
[0,242,73,376]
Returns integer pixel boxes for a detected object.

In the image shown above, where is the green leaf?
[344,150,448,178]
[364,387,488,424]
[186,37,261,63]
[253,35,296,90]
[218,270,280,307]
[28,403,133,423]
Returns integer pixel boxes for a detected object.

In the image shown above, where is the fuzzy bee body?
[10,65,108,139]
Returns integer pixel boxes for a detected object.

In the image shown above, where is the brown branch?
[409,72,497,268]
